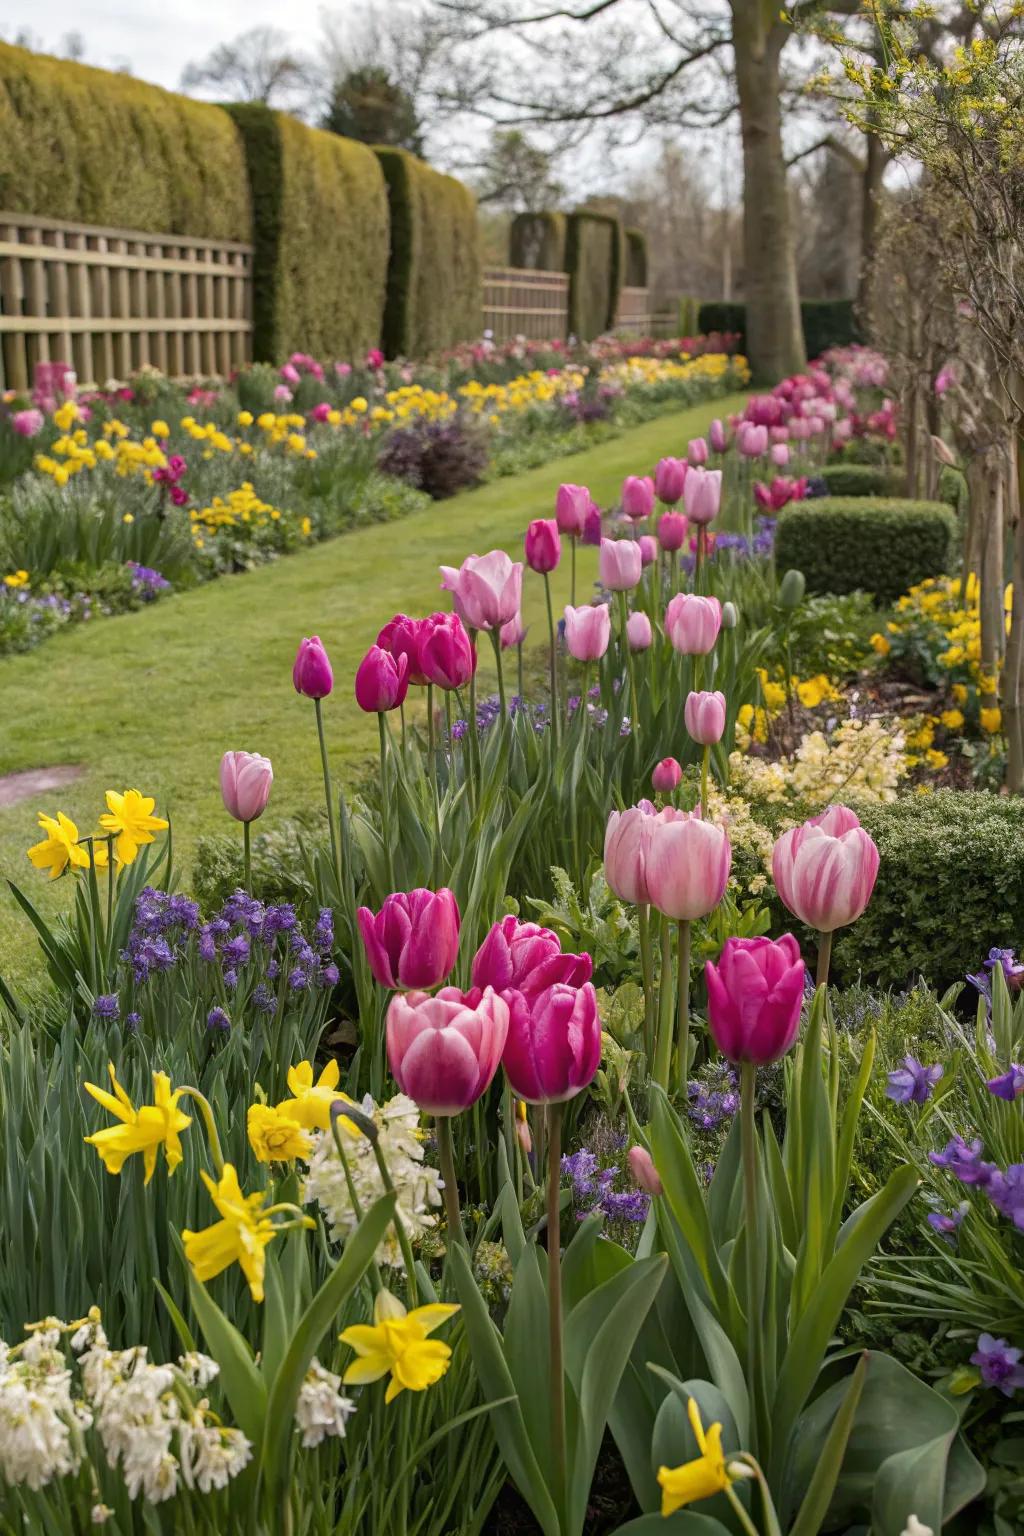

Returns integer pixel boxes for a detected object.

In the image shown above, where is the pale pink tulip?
[645,807,731,921]
[771,805,880,933]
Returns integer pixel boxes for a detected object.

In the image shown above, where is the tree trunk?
[1003,436,1024,792]
[856,119,886,317]
[979,453,1005,702]
[731,11,805,382]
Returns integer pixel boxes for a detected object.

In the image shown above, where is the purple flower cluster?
[988,1064,1024,1101]
[561,1148,650,1225]
[123,889,199,982]
[971,1333,1024,1396]
[930,1135,1024,1230]
[926,1201,967,1245]
[127,562,171,602]
[967,946,1024,1004]
[886,1055,943,1105]
[687,1062,739,1131]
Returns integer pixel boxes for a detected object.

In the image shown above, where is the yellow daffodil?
[26,811,92,879]
[340,1290,459,1403]
[940,708,965,731]
[870,632,891,656]
[182,1163,277,1302]
[98,789,169,865]
[247,1102,312,1164]
[84,1064,191,1184]
[980,706,1003,734]
[151,420,170,438]
[276,1059,356,1132]
[658,1397,740,1515]
[3,569,29,589]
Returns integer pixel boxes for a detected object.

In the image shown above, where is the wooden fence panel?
[614,286,653,338]
[481,265,570,343]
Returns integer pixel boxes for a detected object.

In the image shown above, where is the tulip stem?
[544,571,560,747]
[700,747,710,821]
[669,549,678,596]
[676,919,692,1094]
[637,903,656,1065]
[243,820,252,895]
[570,536,577,607]
[517,640,524,705]
[314,698,342,900]
[468,637,481,811]
[654,915,674,1090]
[618,590,639,738]
[546,1100,567,1528]
[816,930,833,990]
[739,1061,764,1452]
[436,1116,467,1250]
[427,684,440,882]
[490,630,508,736]
[377,713,396,889]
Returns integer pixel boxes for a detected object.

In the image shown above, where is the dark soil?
[488,1436,641,1534]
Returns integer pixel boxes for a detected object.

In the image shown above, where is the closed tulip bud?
[604,802,657,904]
[563,603,611,660]
[646,807,731,921]
[721,600,738,629]
[664,593,722,655]
[769,425,790,444]
[355,645,409,713]
[516,1116,533,1155]
[739,423,768,457]
[790,416,812,441]
[658,511,688,552]
[627,611,653,650]
[651,757,682,794]
[358,887,461,991]
[770,442,790,467]
[705,935,805,1064]
[555,482,590,535]
[419,612,476,690]
[377,613,427,686]
[502,980,601,1103]
[621,475,655,521]
[600,537,643,591]
[683,467,722,526]
[220,750,273,823]
[639,534,658,567]
[440,551,523,631]
[627,1145,663,1196]
[582,503,603,546]
[709,418,728,453]
[778,569,806,610]
[500,612,526,649]
[654,456,687,505]
[293,635,334,699]
[772,805,880,933]
[684,689,727,745]
[687,437,709,467]
[525,518,561,574]
[386,985,509,1115]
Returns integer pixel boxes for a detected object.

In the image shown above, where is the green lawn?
[0,393,749,983]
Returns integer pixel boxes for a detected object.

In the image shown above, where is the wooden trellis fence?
[481,265,571,343]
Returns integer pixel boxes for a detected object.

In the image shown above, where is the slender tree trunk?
[731,11,805,381]
[980,453,1005,701]
[1004,436,1024,792]
[856,124,886,317]
[904,379,921,498]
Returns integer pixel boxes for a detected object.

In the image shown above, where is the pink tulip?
[293,635,334,699]
[807,415,825,436]
[377,613,427,686]
[638,535,658,568]
[604,801,657,904]
[418,612,476,690]
[220,750,273,823]
[280,362,301,385]
[789,416,812,442]
[627,1145,663,1196]
[501,980,601,1104]
[705,935,805,1065]
[386,985,509,1115]
[440,551,523,631]
[525,519,561,574]
[627,611,653,650]
[684,690,727,746]
[770,443,790,467]
[769,426,790,445]
[563,603,611,661]
[709,418,728,454]
[738,423,768,458]
[652,758,682,794]
[771,805,880,933]
[358,888,461,991]
[555,483,590,536]
[600,538,643,591]
[621,475,655,521]
[501,613,526,649]
[473,915,592,1017]
[355,645,409,713]
[645,807,731,921]
[582,503,603,545]
[683,467,722,526]
[687,437,708,467]
[664,593,722,655]
[12,408,44,438]
[658,512,688,553]
[655,457,687,505]
[935,366,954,397]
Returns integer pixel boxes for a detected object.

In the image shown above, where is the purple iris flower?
[926,1201,967,1245]
[987,1064,1024,1101]
[989,1163,1024,1230]
[971,1334,1024,1396]
[929,1136,998,1186]
[886,1055,943,1105]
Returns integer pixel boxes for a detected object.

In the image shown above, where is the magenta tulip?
[771,804,880,933]
[654,457,687,505]
[563,603,611,661]
[658,511,688,553]
[293,635,334,699]
[440,551,523,631]
[664,593,722,655]
[555,482,590,536]
[684,690,727,746]
[501,980,601,1104]
[687,437,709,467]
[709,418,728,453]
[377,613,427,686]
[355,645,409,713]
[525,518,561,574]
[683,467,722,527]
[600,538,643,592]
[705,935,805,1064]
[582,503,603,546]
[12,408,44,438]
[627,1145,663,1196]
[651,757,682,794]
[604,801,657,905]
[220,750,273,823]
[386,985,509,1115]
[472,914,592,1001]
[621,475,655,522]
[358,887,461,991]
[418,612,476,690]
[645,807,731,921]
[627,611,653,651]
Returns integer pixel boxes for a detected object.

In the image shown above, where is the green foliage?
[322,65,422,153]
[0,41,249,239]
[624,227,648,287]
[509,210,568,270]
[566,211,622,340]
[833,791,1024,989]
[774,496,957,603]
[229,104,389,363]
[376,147,482,359]
[697,301,862,356]
[696,302,747,341]
[819,463,906,497]
[677,296,701,336]
[779,590,879,677]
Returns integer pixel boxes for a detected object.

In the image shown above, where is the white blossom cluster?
[729,715,907,808]
[294,1358,355,1447]
[304,1092,443,1267]
[0,1322,89,1491]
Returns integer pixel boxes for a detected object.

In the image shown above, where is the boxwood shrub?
[625,227,648,287]
[566,211,623,340]
[774,497,957,602]
[697,299,861,359]
[819,464,906,498]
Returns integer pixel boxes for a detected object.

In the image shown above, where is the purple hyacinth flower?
[92,994,119,1021]
[987,1064,1024,1101]
[971,1333,1024,1396]
[206,1006,231,1032]
[886,1055,944,1105]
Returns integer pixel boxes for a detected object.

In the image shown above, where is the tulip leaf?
[788,1353,867,1536]
[826,1028,876,1253]
[613,1514,734,1534]
[650,1087,731,1319]
[503,1242,554,1489]
[657,1207,749,1443]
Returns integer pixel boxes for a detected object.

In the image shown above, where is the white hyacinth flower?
[295,1359,356,1447]
[900,1519,934,1536]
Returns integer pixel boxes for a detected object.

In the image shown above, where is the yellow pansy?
[151,420,170,438]
[926,748,949,770]
[182,1164,277,1302]
[26,811,92,879]
[3,569,29,589]
[237,410,254,427]
[275,1058,355,1132]
[84,1064,191,1184]
[340,1290,459,1403]
[247,1103,312,1164]
[98,789,169,865]
[658,1397,742,1515]
[940,709,964,731]
[980,707,1003,734]
[952,683,968,705]
[870,632,891,656]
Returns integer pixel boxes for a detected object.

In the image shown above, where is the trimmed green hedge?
[509,211,568,271]
[678,296,701,337]
[834,793,1024,989]
[0,42,249,239]
[697,299,861,357]
[774,497,957,603]
[625,227,648,287]
[228,105,388,363]
[566,211,622,340]
[819,464,906,498]
[376,148,481,359]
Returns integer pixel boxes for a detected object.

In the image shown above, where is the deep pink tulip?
[418,612,476,690]
[501,613,526,649]
[582,503,603,546]
[563,603,611,661]
[627,1145,663,1196]
[683,467,722,526]
[627,611,653,650]
[684,690,727,746]
[293,636,334,699]
[555,483,590,536]
[354,645,409,713]
[652,757,682,794]
[771,805,880,933]
[687,437,709,467]
[621,475,655,521]
[639,535,658,568]
[501,979,601,1104]
[220,750,273,823]
[12,408,44,438]
[472,914,592,1001]
[645,807,731,921]
[705,934,805,1064]
[604,801,657,905]
[386,985,509,1115]
[440,551,523,631]
[654,457,687,505]
[525,518,561,574]
[709,418,728,454]
[377,613,427,686]
[664,593,722,655]
[358,888,461,991]
[738,423,768,457]
[600,537,643,591]
[658,511,688,553]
